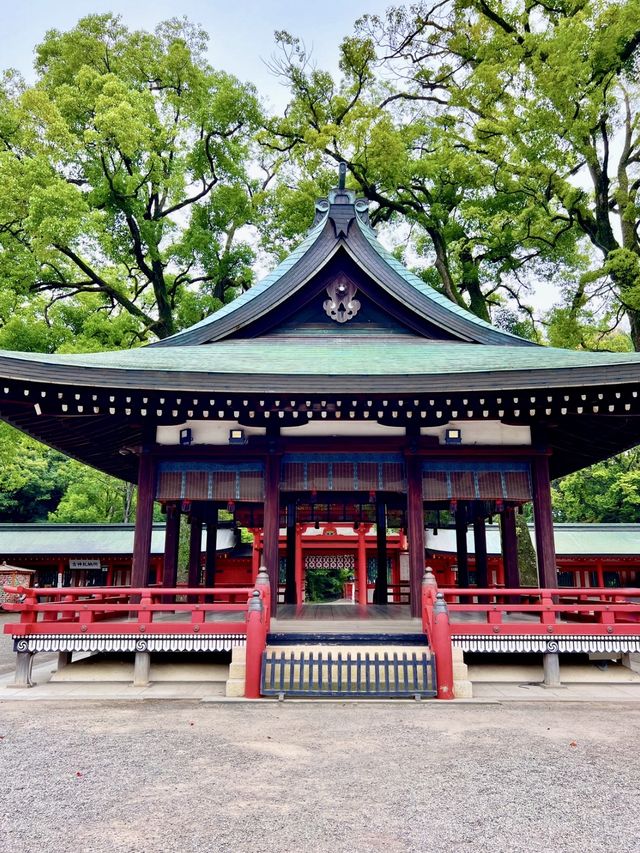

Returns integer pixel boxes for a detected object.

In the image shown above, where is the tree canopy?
[1,6,640,524]
[265,0,640,347]
[0,14,265,350]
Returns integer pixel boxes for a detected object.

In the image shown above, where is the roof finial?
[338,161,346,190]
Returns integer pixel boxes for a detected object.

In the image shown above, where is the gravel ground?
[0,701,638,853]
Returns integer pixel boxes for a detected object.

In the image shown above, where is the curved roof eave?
[149,201,537,348]
[1,342,640,394]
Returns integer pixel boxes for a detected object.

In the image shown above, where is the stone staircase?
[227,633,473,699]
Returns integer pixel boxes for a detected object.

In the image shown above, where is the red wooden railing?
[3,568,273,697]
[439,586,640,635]
[420,570,640,700]
[2,585,253,633]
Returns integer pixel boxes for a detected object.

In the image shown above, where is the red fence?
[3,571,273,697]
[439,586,640,635]
[421,571,640,699]
[2,585,252,635]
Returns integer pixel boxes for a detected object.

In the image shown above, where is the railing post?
[540,592,556,626]
[138,594,153,625]
[255,567,271,636]
[20,588,38,625]
[245,590,265,699]
[421,567,437,635]
[432,592,455,700]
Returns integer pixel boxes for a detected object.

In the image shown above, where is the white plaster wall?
[156,420,266,445]
[421,420,531,446]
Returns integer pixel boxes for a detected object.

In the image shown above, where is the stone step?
[267,632,428,646]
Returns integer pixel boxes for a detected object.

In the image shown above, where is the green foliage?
[0,424,72,520]
[0,14,264,345]
[265,1,640,344]
[516,513,539,587]
[49,465,135,523]
[305,564,352,603]
[553,450,640,522]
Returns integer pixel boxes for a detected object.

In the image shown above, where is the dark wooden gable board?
[226,249,459,341]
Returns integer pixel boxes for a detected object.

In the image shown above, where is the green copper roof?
[153,192,535,348]
[1,340,640,391]
[426,524,640,557]
[0,523,235,556]
[355,217,526,342]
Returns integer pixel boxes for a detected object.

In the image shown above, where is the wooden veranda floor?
[273,602,421,634]
[272,601,541,635]
[277,603,411,621]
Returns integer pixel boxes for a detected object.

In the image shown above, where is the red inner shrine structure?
[4,171,640,697]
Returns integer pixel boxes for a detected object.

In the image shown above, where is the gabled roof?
[425,524,640,558]
[152,188,536,348]
[0,523,236,557]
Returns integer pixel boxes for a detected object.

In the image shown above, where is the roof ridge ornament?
[323,276,361,323]
[338,161,347,190]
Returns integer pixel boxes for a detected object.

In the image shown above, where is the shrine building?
[3,170,640,620]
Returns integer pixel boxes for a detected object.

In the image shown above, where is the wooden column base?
[133,651,151,687]
[8,652,34,689]
[56,651,72,672]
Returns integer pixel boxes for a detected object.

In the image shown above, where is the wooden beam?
[295,524,304,606]
[406,456,425,618]
[501,506,520,590]
[532,454,557,588]
[263,452,281,615]
[356,525,368,606]
[204,508,218,588]
[373,496,388,605]
[455,502,469,587]
[284,501,297,604]
[131,451,155,587]
[162,503,180,589]
[473,510,488,590]
[187,516,202,588]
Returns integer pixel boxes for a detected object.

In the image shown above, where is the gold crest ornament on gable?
[323,276,361,323]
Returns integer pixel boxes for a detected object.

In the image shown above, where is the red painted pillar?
[406,456,426,618]
[432,593,454,700]
[596,560,605,589]
[501,506,520,591]
[250,529,261,582]
[263,452,281,616]
[162,503,180,590]
[131,451,155,588]
[295,524,304,606]
[357,524,368,606]
[188,515,202,588]
[532,454,557,588]
[245,590,265,698]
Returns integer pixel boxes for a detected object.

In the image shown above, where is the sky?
[0,0,561,316]
[1,0,394,111]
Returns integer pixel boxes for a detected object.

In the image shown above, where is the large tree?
[266,1,640,344]
[355,0,640,347]
[0,14,264,348]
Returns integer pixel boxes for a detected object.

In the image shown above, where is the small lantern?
[445,427,462,445]
[229,428,247,445]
